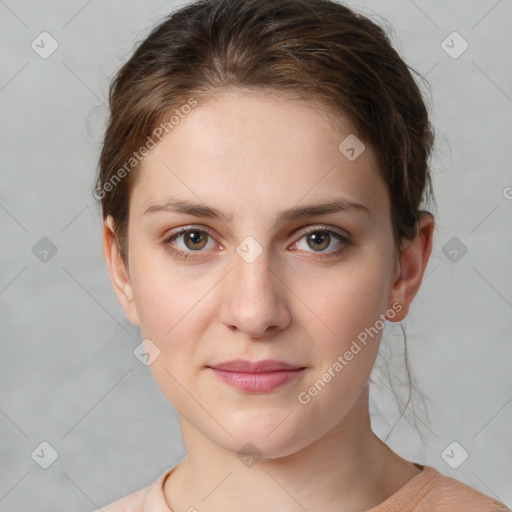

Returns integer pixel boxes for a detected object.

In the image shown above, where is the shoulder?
[415,466,509,512]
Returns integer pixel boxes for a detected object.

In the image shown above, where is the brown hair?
[94,0,435,266]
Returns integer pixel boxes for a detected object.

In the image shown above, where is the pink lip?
[207,359,306,393]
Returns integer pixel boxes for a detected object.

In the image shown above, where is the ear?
[102,216,141,326]
[387,212,434,322]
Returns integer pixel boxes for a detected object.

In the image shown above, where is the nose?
[219,244,291,339]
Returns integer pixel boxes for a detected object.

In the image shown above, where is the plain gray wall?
[1,0,511,510]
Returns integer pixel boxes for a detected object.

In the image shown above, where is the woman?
[93,0,509,510]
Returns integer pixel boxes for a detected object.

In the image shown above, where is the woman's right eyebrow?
[143,197,370,224]
[143,199,233,223]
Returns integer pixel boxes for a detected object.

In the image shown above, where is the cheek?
[130,247,208,338]
[295,246,393,352]
[292,259,391,422]
[129,252,213,393]
[132,264,206,413]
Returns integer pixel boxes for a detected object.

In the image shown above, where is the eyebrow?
[143,197,370,224]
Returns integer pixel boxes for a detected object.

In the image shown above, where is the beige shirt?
[96,462,509,511]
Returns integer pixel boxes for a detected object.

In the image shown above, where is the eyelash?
[162,225,350,261]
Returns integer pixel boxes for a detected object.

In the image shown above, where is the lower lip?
[209,368,305,393]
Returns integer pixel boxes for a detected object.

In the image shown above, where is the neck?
[164,385,420,512]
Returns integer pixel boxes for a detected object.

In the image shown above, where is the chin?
[211,412,316,461]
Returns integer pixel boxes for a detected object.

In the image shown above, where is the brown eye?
[183,230,208,250]
[306,231,331,251]
[163,227,216,259]
[293,227,350,258]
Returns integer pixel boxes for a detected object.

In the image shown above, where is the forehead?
[131,89,387,220]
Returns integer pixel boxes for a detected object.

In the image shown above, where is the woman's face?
[111,89,406,457]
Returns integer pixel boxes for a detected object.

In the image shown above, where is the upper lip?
[208,359,305,373]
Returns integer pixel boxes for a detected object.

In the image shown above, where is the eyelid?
[163,223,350,258]
[164,224,219,241]
[295,224,350,240]
[164,223,349,243]
[163,225,222,250]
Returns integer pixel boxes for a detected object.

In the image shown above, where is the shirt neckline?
[148,462,437,511]
[365,464,439,511]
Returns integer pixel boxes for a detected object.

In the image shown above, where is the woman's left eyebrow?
[143,197,369,224]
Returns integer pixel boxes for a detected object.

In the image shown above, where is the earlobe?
[102,216,141,326]
[387,213,435,322]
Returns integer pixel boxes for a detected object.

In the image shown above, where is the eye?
[163,227,218,260]
[162,225,350,261]
[292,227,350,258]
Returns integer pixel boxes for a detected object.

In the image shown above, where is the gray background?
[0,0,511,510]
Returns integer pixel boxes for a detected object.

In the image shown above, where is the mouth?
[207,359,307,393]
